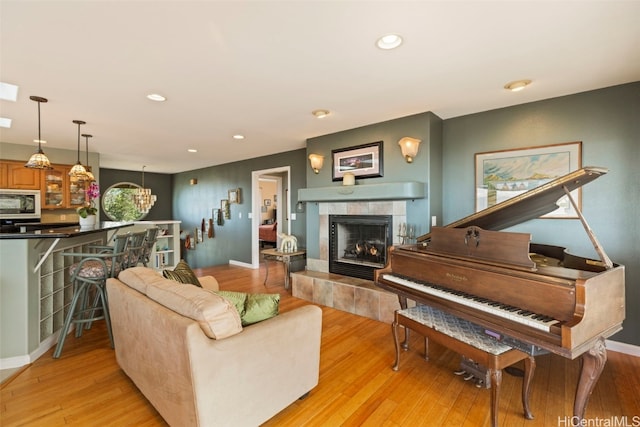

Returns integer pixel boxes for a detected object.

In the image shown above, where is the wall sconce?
[296,201,305,213]
[308,154,324,174]
[189,178,198,185]
[398,137,421,163]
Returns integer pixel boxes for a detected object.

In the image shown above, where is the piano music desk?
[393,305,535,427]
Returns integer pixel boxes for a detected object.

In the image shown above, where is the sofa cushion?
[118,266,168,294]
[147,280,242,339]
[212,290,280,326]
[163,260,202,287]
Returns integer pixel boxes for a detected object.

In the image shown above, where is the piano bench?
[392,305,535,427]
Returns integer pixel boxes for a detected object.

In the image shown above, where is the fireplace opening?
[329,215,393,280]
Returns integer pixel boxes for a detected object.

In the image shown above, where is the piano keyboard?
[381,274,560,333]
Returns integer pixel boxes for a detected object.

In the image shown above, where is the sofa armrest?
[188,304,322,426]
[198,275,219,291]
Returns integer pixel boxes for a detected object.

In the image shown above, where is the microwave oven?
[0,189,41,220]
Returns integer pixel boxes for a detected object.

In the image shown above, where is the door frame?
[251,166,290,268]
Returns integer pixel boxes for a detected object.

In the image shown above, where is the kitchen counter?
[0,221,132,239]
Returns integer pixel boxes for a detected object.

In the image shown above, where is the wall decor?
[221,199,231,219]
[475,141,582,218]
[228,188,241,204]
[331,141,383,181]
[264,198,271,207]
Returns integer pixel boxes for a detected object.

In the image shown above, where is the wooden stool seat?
[392,305,535,427]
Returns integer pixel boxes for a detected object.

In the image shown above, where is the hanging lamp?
[133,166,157,213]
[24,96,53,169]
[69,120,88,178]
[81,133,95,182]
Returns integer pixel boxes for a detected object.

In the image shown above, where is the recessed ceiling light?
[504,80,532,92]
[187,148,197,153]
[0,117,12,128]
[146,93,166,102]
[376,34,403,50]
[312,109,330,119]
[0,82,18,102]
[233,134,245,140]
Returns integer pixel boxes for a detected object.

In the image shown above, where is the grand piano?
[375,166,625,421]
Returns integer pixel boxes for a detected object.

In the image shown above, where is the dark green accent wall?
[172,149,307,268]
[443,82,639,346]
[99,168,173,220]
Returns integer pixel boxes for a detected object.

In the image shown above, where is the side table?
[261,248,306,290]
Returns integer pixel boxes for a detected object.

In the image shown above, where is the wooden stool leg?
[522,356,535,419]
[490,368,502,427]
[392,321,401,371]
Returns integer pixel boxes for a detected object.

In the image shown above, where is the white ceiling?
[1,1,639,174]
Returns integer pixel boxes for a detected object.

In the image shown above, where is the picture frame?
[475,141,582,218]
[220,199,230,219]
[331,141,383,181]
[264,198,271,207]
[228,188,241,204]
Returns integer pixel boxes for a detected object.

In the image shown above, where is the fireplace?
[329,215,393,280]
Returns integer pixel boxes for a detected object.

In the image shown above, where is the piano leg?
[574,337,607,420]
[522,356,535,420]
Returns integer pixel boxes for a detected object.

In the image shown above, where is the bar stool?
[53,233,129,359]
[140,227,159,267]
[123,231,147,268]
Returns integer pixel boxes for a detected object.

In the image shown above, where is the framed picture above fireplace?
[331,141,383,181]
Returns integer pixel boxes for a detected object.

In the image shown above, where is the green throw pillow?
[212,290,280,326]
[163,260,202,287]
[214,290,247,318]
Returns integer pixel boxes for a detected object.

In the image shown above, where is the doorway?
[251,166,291,268]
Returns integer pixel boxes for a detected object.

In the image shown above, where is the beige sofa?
[106,267,322,427]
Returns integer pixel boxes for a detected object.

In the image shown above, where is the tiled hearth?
[291,270,401,323]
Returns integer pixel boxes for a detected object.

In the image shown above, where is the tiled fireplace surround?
[291,201,408,323]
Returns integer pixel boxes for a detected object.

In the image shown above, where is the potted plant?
[77,182,100,227]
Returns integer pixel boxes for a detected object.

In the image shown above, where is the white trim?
[0,328,64,369]
[228,259,255,269]
[606,339,640,357]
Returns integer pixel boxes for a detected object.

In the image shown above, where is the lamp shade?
[398,137,421,163]
[308,154,324,174]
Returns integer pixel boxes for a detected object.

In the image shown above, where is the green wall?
[443,82,639,346]
[172,149,307,268]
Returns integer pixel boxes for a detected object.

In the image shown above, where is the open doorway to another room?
[251,167,290,268]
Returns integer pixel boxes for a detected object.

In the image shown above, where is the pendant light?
[69,120,88,178]
[81,133,95,182]
[133,166,157,214]
[24,96,53,169]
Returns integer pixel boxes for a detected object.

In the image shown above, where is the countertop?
[0,221,133,239]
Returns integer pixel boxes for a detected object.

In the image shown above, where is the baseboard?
[606,339,640,357]
[0,329,65,369]
[229,259,255,269]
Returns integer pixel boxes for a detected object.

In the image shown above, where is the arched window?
[101,182,148,221]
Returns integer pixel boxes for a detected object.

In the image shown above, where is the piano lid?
[417,166,608,243]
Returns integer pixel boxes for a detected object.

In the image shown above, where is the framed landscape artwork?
[331,141,383,181]
[475,141,582,218]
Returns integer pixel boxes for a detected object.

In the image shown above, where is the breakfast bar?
[0,222,132,368]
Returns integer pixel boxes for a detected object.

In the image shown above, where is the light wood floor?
[2,263,639,426]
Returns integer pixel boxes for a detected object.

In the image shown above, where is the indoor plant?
[77,182,100,227]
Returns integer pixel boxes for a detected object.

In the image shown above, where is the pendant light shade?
[133,166,157,214]
[81,133,95,182]
[69,120,88,178]
[25,96,53,169]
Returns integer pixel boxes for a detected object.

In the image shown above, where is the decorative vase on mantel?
[78,214,97,228]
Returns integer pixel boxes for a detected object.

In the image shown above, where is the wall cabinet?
[0,160,41,189]
[133,220,181,270]
[41,165,87,210]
